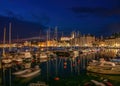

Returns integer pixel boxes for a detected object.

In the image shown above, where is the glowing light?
[54,77,60,81]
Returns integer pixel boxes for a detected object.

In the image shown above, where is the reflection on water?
[98,49,119,58]
[1,48,120,86]
[87,72,120,85]
[0,70,1,85]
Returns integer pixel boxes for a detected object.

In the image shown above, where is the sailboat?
[39,30,50,62]
[1,26,12,64]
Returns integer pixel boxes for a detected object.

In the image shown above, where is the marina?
[0,0,120,86]
[0,47,120,86]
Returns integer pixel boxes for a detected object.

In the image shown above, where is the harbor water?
[0,48,120,86]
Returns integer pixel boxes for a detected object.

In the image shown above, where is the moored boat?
[12,69,30,75]
[12,57,23,63]
[2,57,12,64]
[18,65,41,78]
[40,52,48,59]
[87,59,120,75]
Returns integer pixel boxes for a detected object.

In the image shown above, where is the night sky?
[0,0,120,40]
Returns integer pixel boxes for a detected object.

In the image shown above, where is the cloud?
[31,13,50,25]
[107,22,120,32]
[96,22,120,36]
[4,9,15,17]
[4,9,24,20]
[70,6,120,17]
[0,15,46,40]
[3,9,50,25]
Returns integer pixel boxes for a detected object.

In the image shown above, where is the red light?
[104,82,113,86]
[72,64,75,67]
[64,66,67,69]
[32,60,34,62]
[78,60,80,63]
[54,77,60,81]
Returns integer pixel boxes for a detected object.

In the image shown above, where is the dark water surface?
[1,48,120,86]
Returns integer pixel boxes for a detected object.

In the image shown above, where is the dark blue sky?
[0,0,120,39]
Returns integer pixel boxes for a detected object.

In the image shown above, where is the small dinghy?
[18,65,41,78]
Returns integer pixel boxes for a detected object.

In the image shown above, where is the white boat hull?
[87,66,120,75]
[12,69,29,75]
[2,58,12,64]
[19,69,40,78]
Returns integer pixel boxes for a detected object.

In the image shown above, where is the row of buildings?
[0,32,120,48]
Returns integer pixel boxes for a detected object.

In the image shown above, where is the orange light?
[64,62,67,65]
[54,77,60,81]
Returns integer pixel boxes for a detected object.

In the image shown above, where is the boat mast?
[46,30,49,51]
[46,27,51,51]
[48,27,50,41]
[54,26,58,47]
[55,26,57,41]
[9,22,12,51]
[3,26,6,57]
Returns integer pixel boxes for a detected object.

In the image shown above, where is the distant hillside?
[0,15,46,40]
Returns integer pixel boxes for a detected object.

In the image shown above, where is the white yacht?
[19,50,33,62]
[87,58,120,75]
[1,57,12,64]
[12,69,30,75]
[18,65,41,78]
[12,55,23,63]
[40,52,48,59]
